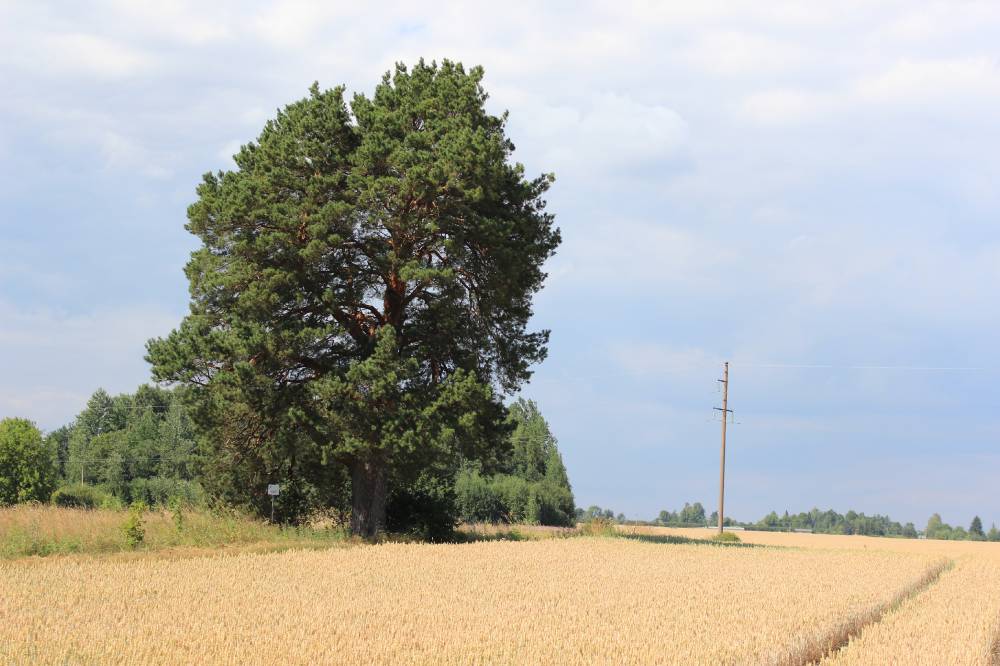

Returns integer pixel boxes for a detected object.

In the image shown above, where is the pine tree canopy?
[146,60,560,536]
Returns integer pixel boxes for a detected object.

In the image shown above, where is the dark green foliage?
[51,483,110,509]
[386,469,456,541]
[455,469,507,522]
[454,399,575,526]
[0,418,57,504]
[126,478,205,507]
[970,515,984,539]
[146,60,559,537]
[509,399,552,481]
[455,469,574,526]
[58,386,203,507]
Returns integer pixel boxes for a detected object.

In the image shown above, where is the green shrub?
[455,470,576,527]
[710,531,741,543]
[51,484,107,509]
[455,469,507,523]
[386,471,457,542]
[98,493,124,511]
[122,503,146,549]
[169,496,184,532]
[535,481,575,527]
[127,478,205,507]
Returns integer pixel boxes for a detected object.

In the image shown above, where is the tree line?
[925,513,999,541]
[0,388,574,538]
[572,502,999,541]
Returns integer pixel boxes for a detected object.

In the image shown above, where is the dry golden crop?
[823,554,1000,665]
[625,526,1000,664]
[0,537,945,665]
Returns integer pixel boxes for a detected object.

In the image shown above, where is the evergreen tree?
[148,62,560,536]
[508,399,554,482]
[970,515,985,539]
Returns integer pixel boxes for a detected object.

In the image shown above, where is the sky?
[2,0,1000,528]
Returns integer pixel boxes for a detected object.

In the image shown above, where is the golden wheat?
[624,525,1000,664]
[0,537,943,665]
[822,554,1000,665]
[630,525,1000,557]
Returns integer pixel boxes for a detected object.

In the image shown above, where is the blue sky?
[2,1,1000,527]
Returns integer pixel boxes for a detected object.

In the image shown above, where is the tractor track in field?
[779,557,953,666]
[990,620,1000,666]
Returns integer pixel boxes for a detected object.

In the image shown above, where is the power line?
[731,363,985,371]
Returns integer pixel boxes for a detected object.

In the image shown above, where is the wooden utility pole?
[715,362,731,534]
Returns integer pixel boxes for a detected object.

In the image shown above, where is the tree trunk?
[350,457,388,538]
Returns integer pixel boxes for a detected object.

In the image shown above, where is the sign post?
[267,484,280,523]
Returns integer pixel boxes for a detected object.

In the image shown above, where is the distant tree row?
[751,508,918,537]
[572,501,721,527]
[656,502,721,527]
[925,513,1000,541]
[575,505,627,524]
[0,387,205,510]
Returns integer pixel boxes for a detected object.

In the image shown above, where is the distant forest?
[581,502,1000,541]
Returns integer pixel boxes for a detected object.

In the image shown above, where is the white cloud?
[514,93,689,181]
[855,57,1000,107]
[740,88,835,125]
[39,33,153,78]
[555,219,735,287]
[741,56,1000,125]
[103,0,235,45]
[681,30,808,77]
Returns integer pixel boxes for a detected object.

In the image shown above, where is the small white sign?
[267,484,280,496]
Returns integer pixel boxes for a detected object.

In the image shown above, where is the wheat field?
[0,534,965,665]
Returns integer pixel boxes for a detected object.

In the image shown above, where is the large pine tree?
[147,61,560,536]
